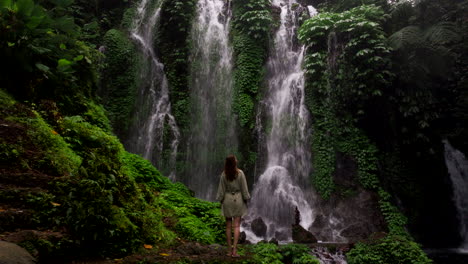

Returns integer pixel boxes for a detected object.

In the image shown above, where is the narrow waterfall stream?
[244,0,315,242]
[183,0,237,200]
[444,140,468,251]
[125,0,180,179]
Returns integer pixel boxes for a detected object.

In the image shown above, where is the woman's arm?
[239,170,251,201]
[215,173,225,203]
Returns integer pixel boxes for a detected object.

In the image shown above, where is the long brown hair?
[224,155,239,181]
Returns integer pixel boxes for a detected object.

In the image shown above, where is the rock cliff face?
[311,153,386,242]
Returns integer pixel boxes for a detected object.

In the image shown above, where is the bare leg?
[226,217,232,255]
[232,217,241,256]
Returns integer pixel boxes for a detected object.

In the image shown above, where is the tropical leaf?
[35,63,50,73]
[54,16,77,34]
[0,0,13,9]
[388,26,423,50]
[423,22,460,45]
[390,1,415,24]
[26,5,47,29]
[16,0,34,16]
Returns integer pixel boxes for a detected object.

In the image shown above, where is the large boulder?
[239,231,247,244]
[251,217,267,237]
[0,241,36,264]
[292,224,318,243]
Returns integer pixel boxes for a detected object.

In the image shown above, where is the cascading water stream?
[126,0,180,179]
[244,0,315,242]
[183,0,237,200]
[444,140,468,250]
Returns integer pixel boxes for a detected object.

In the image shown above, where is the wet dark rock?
[274,230,289,241]
[292,224,317,243]
[341,223,370,239]
[0,241,36,264]
[269,237,279,245]
[307,153,386,242]
[251,217,267,237]
[239,231,247,244]
[311,214,327,230]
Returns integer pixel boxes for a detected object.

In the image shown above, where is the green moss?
[299,5,391,198]
[101,28,139,136]
[0,89,15,108]
[82,100,112,133]
[19,111,81,175]
[299,7,427,260]
[121,151,170,189]
[231,0,271,174]
[158,0,197,134]
[121,7,137,29]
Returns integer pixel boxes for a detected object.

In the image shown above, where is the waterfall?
[244,0,315,242]
[444,140,468,250]
[183,0,237,200]
[126,0,180,179]
[312,247,348,264]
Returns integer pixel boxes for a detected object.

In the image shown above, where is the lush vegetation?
[0,0,223,261]
[1,0,467,262]
[157,0,197,133]
[231,0,272,174]
[299,4,391,198]
[249,243,320,264]
[298,0,467,261]
[347,234,433,264]
[0,87,224,260]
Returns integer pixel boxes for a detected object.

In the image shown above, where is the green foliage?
[387,20,460,141]
[230,0,271,174]
[347,234,432,264]
[299,5,392,117]
[233,0,273,41]
[317,0,390,13]
[378,188,409,236]
[280,244,320,264]
[0,0,100,112]
[158,0,197,133]
[252,243,283,264]
[158,189,224,244]
[298,6,417,251]
[232,0,270,128]
[0,0,228,260]
[101,28,139,136]
[60,115,122,158]
[82,100,112,133]
[121,152,169,189]
[0,89,15,107]
[299,5,391,198]
[14,111,82,175]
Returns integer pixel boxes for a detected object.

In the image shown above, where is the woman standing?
[216,155,250,257]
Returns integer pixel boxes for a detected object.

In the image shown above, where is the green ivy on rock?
[299,5,430,262]
[101,28,140,137]
[298,4,391,198]
[0,89,225,258]
[231,0,271,173]
[157,0,197,133]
